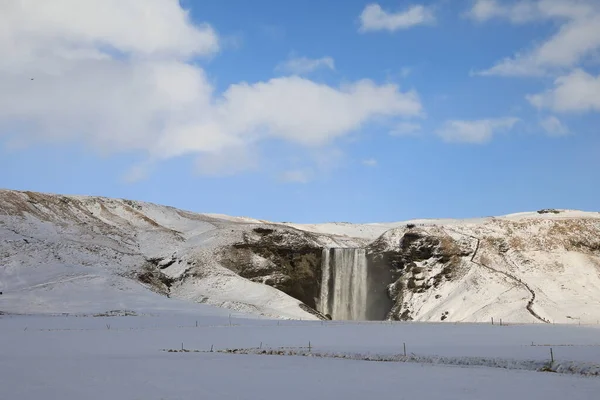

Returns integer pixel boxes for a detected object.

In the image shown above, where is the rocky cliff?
[367,214,600,323]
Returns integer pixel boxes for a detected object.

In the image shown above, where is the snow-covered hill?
[1,189,599,323]
[369,211,600,324]
[0,190,337,319]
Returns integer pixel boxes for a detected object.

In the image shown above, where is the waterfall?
[319,248,331,318]
[319,248,368,320]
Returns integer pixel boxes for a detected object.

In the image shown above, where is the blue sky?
[1,0,599,222]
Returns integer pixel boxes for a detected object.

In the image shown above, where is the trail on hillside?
[501,253,551,324]
[448,229,549,324]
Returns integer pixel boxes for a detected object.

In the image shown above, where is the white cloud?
[465,0,503,22]
[214,77,422,147]
[527,69,600,113]
[276,56,335,75]
[390,122,422,136]
[362,158,378,167]
[0,0,423,179]
[359,3,435,33]
[279,169,310,183]
[468,1,600,77]
[0,0,219,65]
[436,118,519,143]
[539,116,570,136]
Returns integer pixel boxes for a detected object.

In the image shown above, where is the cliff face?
[219,227,324,311]
[367,215,600,324]
[367,227,474,321]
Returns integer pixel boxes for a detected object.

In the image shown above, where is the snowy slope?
[374,212,600,324]
[1,189,599,323]
[285,221,399,240]
[0,190,319,319]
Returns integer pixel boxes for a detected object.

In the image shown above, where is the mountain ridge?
[1,189,599,323]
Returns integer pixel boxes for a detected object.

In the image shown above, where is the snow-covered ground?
[1,312,599,399]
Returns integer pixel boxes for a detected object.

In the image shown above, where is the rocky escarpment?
[136,259,177,297]
[218,226,325,311]
[367,226,474,321]
[363,216,600,324]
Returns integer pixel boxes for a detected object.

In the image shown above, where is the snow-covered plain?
[1,312,600,399]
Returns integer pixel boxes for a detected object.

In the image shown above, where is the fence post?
[403,342,406,357]
[550,348,554,364]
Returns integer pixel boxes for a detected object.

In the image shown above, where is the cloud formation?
[0,0,219,63]
[436,118,519,143]
[467,0,600,77]
[0,0,423,178]
[359,3,435,32]
[527,69,600,113]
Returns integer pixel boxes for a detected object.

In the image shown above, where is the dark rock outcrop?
[219,226,324,311]
[136,261,175,296]
[367,228,472,320]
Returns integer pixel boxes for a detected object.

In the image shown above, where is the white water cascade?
[319,248,368,320]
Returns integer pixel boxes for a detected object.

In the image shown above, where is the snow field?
[1,314,599,399]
